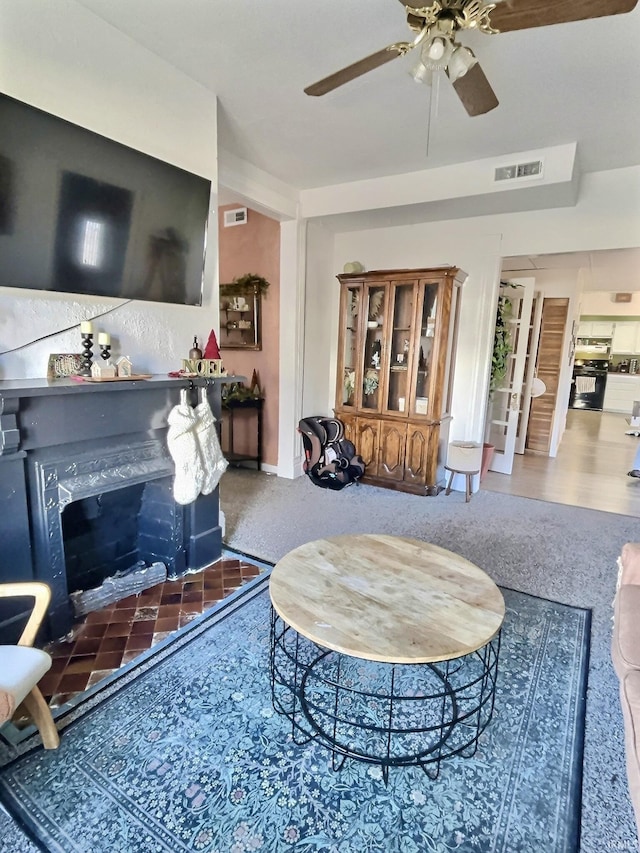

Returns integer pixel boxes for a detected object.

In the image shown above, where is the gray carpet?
[0,469,637,852]
[219,468,639,853]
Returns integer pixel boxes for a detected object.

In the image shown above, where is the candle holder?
[79,333,93,376]
[100,343,112,364]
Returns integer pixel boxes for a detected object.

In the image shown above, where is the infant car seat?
[298,416,365,490]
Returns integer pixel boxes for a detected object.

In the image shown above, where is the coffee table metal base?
[270,608,501,783]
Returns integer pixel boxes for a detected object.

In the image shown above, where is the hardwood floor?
[481,409,640,517]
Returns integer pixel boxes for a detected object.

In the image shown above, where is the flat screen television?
[0,92,211,306]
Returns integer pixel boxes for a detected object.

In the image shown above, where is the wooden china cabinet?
[335,266,466,495]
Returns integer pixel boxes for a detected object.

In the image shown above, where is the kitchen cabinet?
[578,320,614,338]
[334,266,465,495]
[611,321,640,354]
[603,375,640,413]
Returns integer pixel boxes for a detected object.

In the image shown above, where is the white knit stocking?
[167,390,205,504]
[195,388,228,494]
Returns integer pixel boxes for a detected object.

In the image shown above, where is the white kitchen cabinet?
[592,321,614,337]
[611,321,640,354]
[578,320,614,338]
[603,375,640,413]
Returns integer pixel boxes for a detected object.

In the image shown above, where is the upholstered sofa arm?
[619,544,640,589]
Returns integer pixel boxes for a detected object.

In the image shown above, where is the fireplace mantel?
[0,375,238,643]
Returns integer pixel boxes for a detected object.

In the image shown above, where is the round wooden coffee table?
[269,533,505,781]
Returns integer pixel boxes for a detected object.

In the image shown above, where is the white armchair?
[0,582,60,749]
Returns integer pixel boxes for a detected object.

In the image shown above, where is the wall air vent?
[494,160,543,182]
[223,207,248,227]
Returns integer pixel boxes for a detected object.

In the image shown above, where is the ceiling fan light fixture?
[427,37,446,60]
[410,58,433,85]
[448,45,478,81]
[420,36,453,71]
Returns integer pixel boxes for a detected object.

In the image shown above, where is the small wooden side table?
[221,397,263,469]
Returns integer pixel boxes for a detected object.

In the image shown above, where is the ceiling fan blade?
[449,62,499,116]
[488,0,638,33]
[304,43,412,96]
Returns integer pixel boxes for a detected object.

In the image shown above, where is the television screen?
[0,92,211,306]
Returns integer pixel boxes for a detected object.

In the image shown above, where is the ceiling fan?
[304,0,638,116]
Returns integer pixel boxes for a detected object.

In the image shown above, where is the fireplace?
[0,377,228,643]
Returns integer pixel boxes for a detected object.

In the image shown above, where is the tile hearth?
[38,555,262,709]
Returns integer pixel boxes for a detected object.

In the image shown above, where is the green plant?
[490,290,514,394]
[222,273,270,296]
[363,369,379,396]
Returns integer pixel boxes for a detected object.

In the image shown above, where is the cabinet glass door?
[383,282,416,415]
[360,285,386,411]
[413,283,438,416]
[339,285,361,407]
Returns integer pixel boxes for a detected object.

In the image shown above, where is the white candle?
[98,332,110,345]
[80,321,93,334]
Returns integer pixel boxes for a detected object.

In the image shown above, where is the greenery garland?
[490,286,516,394]
[220,273,271,297]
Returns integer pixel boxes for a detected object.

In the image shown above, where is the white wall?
[302,222,337,420]
[277,219,307,478]
[0,0,219,379]
[581,292,640,316]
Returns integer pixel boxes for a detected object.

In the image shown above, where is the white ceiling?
[73,0,640,288]
[75,0,640,191]
[502,248,640,291]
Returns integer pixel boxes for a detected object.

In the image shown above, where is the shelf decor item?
[344,369,356,401]
[203,329,221,360]
[79,321,94,376]
[47,353,83,380]
[116,356,133,377]
[363,369,379,396]
[189,336,203,360]
[98,332,112,365]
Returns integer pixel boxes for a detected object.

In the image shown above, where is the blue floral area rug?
[0,573,590,853]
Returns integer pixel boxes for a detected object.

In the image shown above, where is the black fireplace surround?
[0,377,229,644]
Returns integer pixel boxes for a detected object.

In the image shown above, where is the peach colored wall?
[218,205,280,467]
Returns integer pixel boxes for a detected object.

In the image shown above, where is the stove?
[570,359,609,410]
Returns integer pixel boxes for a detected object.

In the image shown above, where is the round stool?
[445,441,483,503]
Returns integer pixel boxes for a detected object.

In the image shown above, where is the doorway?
[483,247,640,512]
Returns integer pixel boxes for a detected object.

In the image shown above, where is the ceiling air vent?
[494,160,543,182]
[223,207,248,227]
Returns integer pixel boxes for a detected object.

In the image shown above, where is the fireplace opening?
[61,477,186,604]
